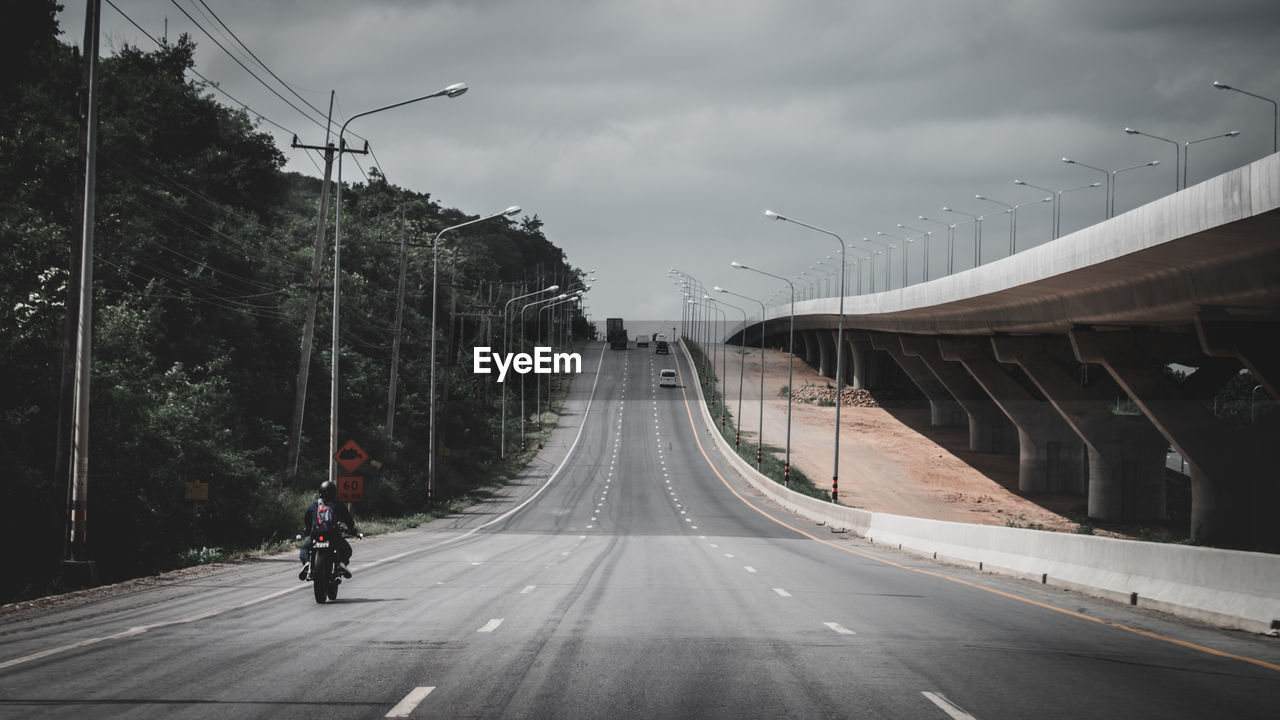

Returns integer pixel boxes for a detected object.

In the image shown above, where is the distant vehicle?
[606,317,628,350]
[655,340,669,354]
[636,334,650,347]
[659,369,677,387]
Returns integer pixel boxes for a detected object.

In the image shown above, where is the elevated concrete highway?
[728,153,1280,547]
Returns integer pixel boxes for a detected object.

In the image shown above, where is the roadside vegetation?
[682,341,830,501]
[3,5,589,603]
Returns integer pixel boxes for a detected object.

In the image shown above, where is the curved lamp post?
[330,82,467,485]
[1124,128,1180,191]
[1062,157,1111,220]
[1054,182,1101,238]
[1214,81,1277,153]
[1111,161,1159,216]
[942,206,980,269]
[428,205,520,502]
[711,295,747,451]
[916,216,954,278]
[765,209,845,504]
[1184,132,1240,188]
[500,284,559,458]
[717,286,766,470]
[974,195,1014,256]
[732,261,796,485]
[517,292,568,452]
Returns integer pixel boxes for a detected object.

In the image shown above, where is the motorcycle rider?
[299,480,357,581]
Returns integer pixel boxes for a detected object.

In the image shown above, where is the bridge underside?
[724,154,1280,548]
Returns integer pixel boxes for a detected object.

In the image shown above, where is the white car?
[659,369,677,387]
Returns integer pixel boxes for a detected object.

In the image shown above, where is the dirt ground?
[711,343,1088,533]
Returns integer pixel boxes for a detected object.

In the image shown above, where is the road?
[2,341,1278,719]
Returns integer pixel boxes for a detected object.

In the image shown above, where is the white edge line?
[386,686,436,718]
[922,691,978,720]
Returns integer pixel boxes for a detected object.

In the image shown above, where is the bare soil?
[713,343,1088,533]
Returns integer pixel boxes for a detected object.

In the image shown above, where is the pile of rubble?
[789,385,880,407]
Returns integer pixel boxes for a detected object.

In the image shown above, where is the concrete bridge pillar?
[843,333,872,391]
[992,336,1168,522]
[817,330,836,379]
[799,330,819,368]
[899,336,1017,454]
[1071,329,1276,546]
[869,334,965,427]
[939,338,1087,495]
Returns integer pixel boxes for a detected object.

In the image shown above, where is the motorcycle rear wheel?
[312,554,330,604]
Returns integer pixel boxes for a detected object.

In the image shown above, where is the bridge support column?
[1071,329,1274,546]
[869,334,964,427]
[992,336,1167,521]
[843,333,871,391]
[817,330,836,380]
[899,336,1017,454]
[799,330,819,368]
[939,338,1087,494]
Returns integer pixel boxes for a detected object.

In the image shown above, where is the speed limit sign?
[337,476,363,503]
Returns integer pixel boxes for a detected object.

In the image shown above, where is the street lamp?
[518,292,569,452]
[1012,180,1059,244]
[1054,182,1101,238]
[1111,160,1159,216]
[974,195,1015,256]
[765,209,846,504]
[428,205,520,502]
[717,286,766,470]
[1124,128,1180,191]
[501,284,559,458]
[703,298,728,431]
[1214,81,1277,153]
[916,216,954,278]
[1062,157,1110,219]
[330,82,467,485]
[732,261,796,485]
[711,295,747,452]
[1184,131,1240,188]
[897,224,934,283]
[942,206,981,269]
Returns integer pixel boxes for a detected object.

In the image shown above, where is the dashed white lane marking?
[477,618,505,633]
[745,566,757,573]
[773,588,792,597]
[922,692,978,719]
[386,686,436,718]
[824,622,856,635]
[521,585,537,594]
[724,553,735,558]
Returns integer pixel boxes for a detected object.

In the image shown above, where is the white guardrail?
[678,340,1280,633]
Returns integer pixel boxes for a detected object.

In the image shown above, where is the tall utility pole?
[386,204,408,444]
[285,93,367,482]
[65,0,101,578]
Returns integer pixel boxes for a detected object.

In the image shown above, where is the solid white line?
[922,691,978,719]
[773,588,792,597]
[386,686,435,718]
[824,621,856,635]
[478,618,504,633]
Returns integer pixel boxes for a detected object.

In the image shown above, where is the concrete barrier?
[678,339,1280,633]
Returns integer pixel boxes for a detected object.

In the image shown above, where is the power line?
[165,0,331,136]
[191,0,332,125]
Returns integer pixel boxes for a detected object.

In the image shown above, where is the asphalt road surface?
[2,341,1278,719]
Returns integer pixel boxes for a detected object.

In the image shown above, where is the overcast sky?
[60,0,1280,323]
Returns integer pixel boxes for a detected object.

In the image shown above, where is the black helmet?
[319,480,336,501]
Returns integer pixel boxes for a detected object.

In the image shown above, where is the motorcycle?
[298,527,361,604]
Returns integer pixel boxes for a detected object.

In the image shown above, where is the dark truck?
[606,317,628,350]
